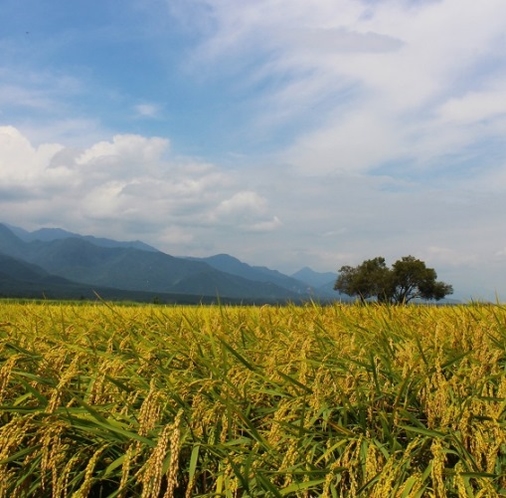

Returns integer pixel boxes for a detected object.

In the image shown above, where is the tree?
[334,255,453,304]
[334,257,392,304]
[390,256,453,304]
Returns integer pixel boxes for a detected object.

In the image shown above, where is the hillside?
[0,253,193,302]
[187,254,314,296]
[0,224,314,302]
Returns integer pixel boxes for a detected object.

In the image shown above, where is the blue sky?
[1,0,506,300]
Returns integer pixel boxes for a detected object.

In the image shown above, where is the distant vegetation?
[0,301,504,496]
[335,255,453,304]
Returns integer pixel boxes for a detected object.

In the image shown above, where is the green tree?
[334,255,453,304]
[334,257,392,304]
[390,256,453,304]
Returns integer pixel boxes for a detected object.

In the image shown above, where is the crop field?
[0,301,505,497]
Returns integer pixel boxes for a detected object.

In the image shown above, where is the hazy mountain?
[34,238,299,299]
[0,252,110,299]
[6,224,158,252]
[0,252,232,303]
[290,267,352,300]
[187,254,314,296]
[0,224,303,302]
[0,252,55,283]
[291,267,337,288]
[0,223,27,257]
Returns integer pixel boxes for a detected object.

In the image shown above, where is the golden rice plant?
[0,300,505,496]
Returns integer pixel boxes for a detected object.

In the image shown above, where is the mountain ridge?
[6,224,158,252]
[0,223,341,303]
[185,253,314,296]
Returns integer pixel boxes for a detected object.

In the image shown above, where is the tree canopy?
[334,255,453,304]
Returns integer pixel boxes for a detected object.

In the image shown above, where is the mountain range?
[0,223,340,303]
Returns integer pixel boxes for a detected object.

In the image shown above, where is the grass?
[0,301,505,496]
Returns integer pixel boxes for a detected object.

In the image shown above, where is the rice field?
[0,300,505,497]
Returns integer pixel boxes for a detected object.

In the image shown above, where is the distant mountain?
[187,254,315,296]
[291,267,337,288]
[0,224,304,302]
[0,252,236,303]
[36,239,300,299]
[0,252,118,299]
[0,252,56,283]
[0,223,26,257]
[6,223,158,252]
[291,266,346,299]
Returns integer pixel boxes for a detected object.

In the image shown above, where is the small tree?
[334,255,453,304]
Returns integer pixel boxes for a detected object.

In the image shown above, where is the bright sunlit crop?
[0,301,505,497]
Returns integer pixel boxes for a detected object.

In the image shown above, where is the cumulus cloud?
[208,191,282,231]
[0,126,280,249]
[0,126,65,191]
[75,134,169,179]
[213,191,266,217]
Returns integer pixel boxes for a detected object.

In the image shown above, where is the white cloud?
[134,103,162,118]
[214,191,267,217]
[424,246,478,267]
[0,126,65,189]
[76,134,168,165]
[75,134,169,178]
[279,27,404,55]
[0,63,87,131]
[249,216,282,232]
[283,110,402,174]
[438,87,506,125]
[0,126,281,249]
[180,0,506,178]
[209,191,282,231]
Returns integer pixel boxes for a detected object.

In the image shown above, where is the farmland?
[0,301,505,497]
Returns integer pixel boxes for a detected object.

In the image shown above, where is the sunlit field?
[0,301,505,497]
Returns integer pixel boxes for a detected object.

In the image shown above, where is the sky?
[1,0,506,301]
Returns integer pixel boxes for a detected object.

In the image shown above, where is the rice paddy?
[0,301,505,497]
